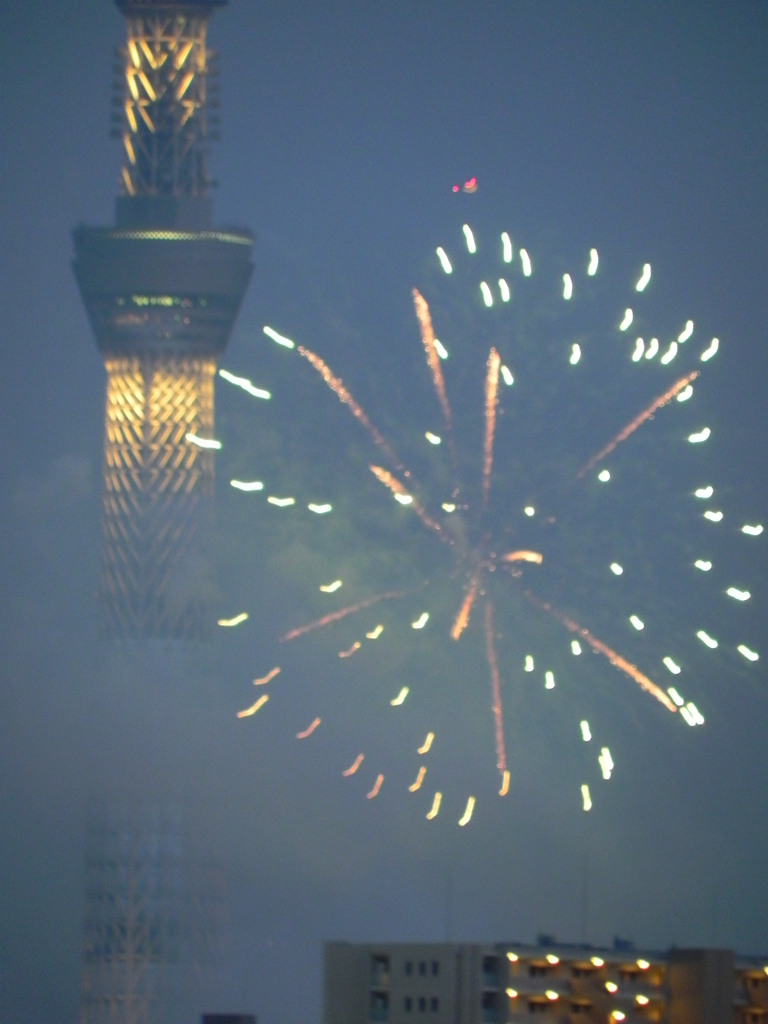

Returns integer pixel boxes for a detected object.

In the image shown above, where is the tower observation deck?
[74,0,253,640]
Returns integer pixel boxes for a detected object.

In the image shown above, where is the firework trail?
[578,371,700,477]
[369,465,444,536]
[413,288,456,468]
[280,591,403,642]
[484,600,508,776]
[482,347,501,507]
[451,570,481,641]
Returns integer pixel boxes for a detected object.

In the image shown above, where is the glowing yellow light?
[570,343,581,364]
[636,263,652,291]
[599,747,614,780]
[390,687,409,706]
[546,955,560,965]
[742,524,763,536]
[507,952,519,963]
[366,625,384,639]
[598,469,611,482]
[176,71,195,100]
[546,990,559,1002]
[619,308,633,331]
[296,717,321,739]
[571,640,582,655]
[121,167,135,194]
[125,102,138,133]
[629,615,644,630]
[738,644,759,662]
[436,247,453,273]
[137,71,156,101]
[667,687,684,707]
[632,337,645,362]
[253,667,280,686]
[409,766,426,792]
[425,431,441,445]
[263,325,295,349]
[367,774,384,799]
[636,995,649,1006]
[581,784,592,811]
[501,550,543,565]
[236,694,269,718]
[645,337,659,359]
[342,753,364,776]
[219,368,271,399]
[218,612,248,627]
[499,278,511,302]
[694,560,712,571]
[545,671,555,689]
[563,273,573,300]
[704,510,723,522]
[660,341,678,364]
[174,40,194,69]
[610,563,623,575]
[458,796,476,826]
[678,320,694,342]
[231,480,263,492]
[395,493,413,505]
[519,248,532,276]
[612,1012,626,1021]
[319,580,342,593]
[480,282,493,307]
[412,612,429,629]
[267,496,295,507]
[498,770,510,796]
[442,503,456,512]
[695,486,713,498]
[689,427,710,443]
[605,982,618,994]
[677,384,693,401]
[186,433,221,449]
[701,337,719,361]
[697,630,718,649]
[463,224,477,253]
[418,733,434,754]
[524,506,535,516]
[506,987,518,998]
[663,657,681,674]
[588,248,599,275]
[434,338,449,359]
[128,39,141,67]
[727,587,750,601]
[525,655,534,672]
[502,232,513,262]
[123,134,136,165]
[126,73,139,100]
[591,957,604,967]
[308,503,332,514]
[338,642,361,658]
[580,721,592,742]
[426,792,442,819]
[500,365,514,386]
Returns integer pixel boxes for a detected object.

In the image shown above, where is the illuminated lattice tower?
[74,0,253,639]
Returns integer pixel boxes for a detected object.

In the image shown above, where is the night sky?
[1,2,767,1023]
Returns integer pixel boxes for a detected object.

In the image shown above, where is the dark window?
[419,961,427,977]
[371,955,390,989]
[418,997,426,1013]
[527,1003,547,1014]
[369,991,389,1023]
[431,961,440,977]
[481,991,498,1023]
[529,966,550,977]
[482,956,499,989]
[430,997,439,1012]
[405,961,413,976]
[404,998,412,1013]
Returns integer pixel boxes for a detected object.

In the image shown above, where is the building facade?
[323,941,768,1024]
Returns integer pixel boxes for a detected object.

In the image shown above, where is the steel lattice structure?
[74,0,253,640]
[112,0,225,197]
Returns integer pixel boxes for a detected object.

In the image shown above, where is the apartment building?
[323,941,768,1024]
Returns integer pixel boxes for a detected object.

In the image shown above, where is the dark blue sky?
[1,3,767,1024]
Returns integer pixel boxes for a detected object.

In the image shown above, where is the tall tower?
[74,0,253,640]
